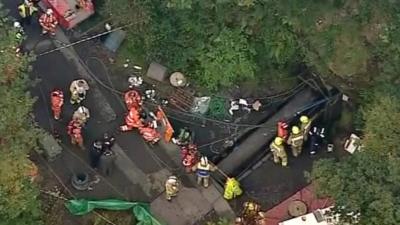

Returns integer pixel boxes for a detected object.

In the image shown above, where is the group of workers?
[165,127,219,201]
[50,79,116,175]
[119,88,161,144]
[18,0,58,36]
[271,115,326,167]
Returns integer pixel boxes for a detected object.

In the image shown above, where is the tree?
[0,5,42,225]
[195,28,256,91]
[311,92,400,225]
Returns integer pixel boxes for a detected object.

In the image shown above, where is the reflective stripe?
[197,169,209,177]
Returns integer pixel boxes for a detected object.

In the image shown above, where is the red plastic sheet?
[262,184,333,225]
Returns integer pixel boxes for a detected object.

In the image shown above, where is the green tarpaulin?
[65,199,163,225]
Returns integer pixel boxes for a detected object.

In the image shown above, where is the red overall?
[124,90,142,110]
[50,90,63,120]
[181,144,199,172]
[120,107,144,131]
[139,126,160,144]
[67,120,84,148]
[39,13,58,35]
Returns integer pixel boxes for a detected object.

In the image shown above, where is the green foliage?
[312,91,400,225]
[206,217,232,225]
[0,4,42,225]
[104,0,400,93]
[195,28,256,91]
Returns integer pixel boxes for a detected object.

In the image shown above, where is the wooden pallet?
[168,87,195,112]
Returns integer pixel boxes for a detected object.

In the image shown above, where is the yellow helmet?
[292,126,300,134]
[274,137,283,145]
[300,115,309,124]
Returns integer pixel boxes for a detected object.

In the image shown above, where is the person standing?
[72,106,90,125]
[67,119,84,149]
[89,140,103,169]
[309,127,326,155]
[192,156,216,188]
[300,115,312,141]
[69,79,89,104]
[50,89,64,120]
[270,137,288,167]
[99,149,116,176]
[38,9,58,36]
[287,126,304,157]
[165,175,179,201]
[18,1,37,26]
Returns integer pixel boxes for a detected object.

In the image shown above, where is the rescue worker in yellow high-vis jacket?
[165,175,179,201]
[270,137,287,167]
[287,126,304,157]
[18,1,37,25]
[223,177,243,200]
[300,115,312,141]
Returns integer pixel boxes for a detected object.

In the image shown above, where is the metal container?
[103,30,126,52]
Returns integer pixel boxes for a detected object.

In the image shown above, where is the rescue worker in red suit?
[120,107,144,131]
[277,120,289,140]
[139,121,161,144]
[67,119,84,149]
[50,89,64,120]
[39,9,58,36]
[124,89,142,110]
[181,144,199,173]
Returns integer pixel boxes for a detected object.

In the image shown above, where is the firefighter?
[270,137,287,167]
[300,115,312,141]
[192,156,216,188]
[13,21,25,56]
[72,106,90,125]
[100,149,116,176]
[89,140,104,169]
[165,175,179,201]
[102,133,115,150]
[124,89,142,110]
[309,127,325,155]
[14,21,24,40]
[120,107,144,131]
[173,127,192,146]
[181,144,199,173]
[287,126,304,157]
[237,201,265,225]
[39,8,58,36]
[223,177,243,200]
[18,1,37,25]
[69,79,89,104]
[50,89,64,120]
[67,119,84,149]
[277,120,289,140]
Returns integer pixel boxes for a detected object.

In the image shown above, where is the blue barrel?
[103,30,126,52]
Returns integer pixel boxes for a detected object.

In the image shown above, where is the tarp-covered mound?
[65,199,163,225]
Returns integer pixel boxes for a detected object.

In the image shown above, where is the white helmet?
[46,8,53,15]
[77,106,89,115]
[167,176,178,184]
[200,156,208,166]
[13,21,21,28]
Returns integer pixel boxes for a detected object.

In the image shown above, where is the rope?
[82,58,307,129]
[37,23,135,57]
